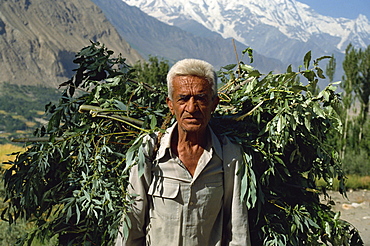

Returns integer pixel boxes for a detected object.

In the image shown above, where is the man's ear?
[166,97,175,115]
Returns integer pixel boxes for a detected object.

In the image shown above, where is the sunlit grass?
[12,115,27,121]
[0,144,25,169]
[316,175,370,191]
[25,121,37,127]
[0,132,11,138]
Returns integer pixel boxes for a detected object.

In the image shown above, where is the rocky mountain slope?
[92,0,285,72]
[0,0,142,87]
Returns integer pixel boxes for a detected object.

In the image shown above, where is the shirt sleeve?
[222,136,251,246]
[115,134,156,246]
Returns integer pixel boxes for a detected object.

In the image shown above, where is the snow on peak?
[122,0,370,52]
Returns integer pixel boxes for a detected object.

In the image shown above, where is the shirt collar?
[155,122,223,161]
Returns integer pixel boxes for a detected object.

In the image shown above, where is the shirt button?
[189,201,194,206]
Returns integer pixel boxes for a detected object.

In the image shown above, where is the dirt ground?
[321,190,370,245]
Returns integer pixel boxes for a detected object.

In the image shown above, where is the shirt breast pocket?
[200,181,224,217]
[148,180,181,220]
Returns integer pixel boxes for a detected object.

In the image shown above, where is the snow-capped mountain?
[122,0,370,66]
[92,0,286,75]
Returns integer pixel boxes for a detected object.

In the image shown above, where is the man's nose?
[186,97,198,113]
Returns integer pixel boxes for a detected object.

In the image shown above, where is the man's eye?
[194,95,207,102]
[178,96,190,102]
[177,95,208,103]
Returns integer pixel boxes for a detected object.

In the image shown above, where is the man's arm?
[222,137,251,246]
[116,135,155,246]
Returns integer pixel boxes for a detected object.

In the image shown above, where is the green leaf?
[249,70,262,77]
[316,67,326,79]
[303,70,315,81]
[222,64,237,70]
[277,115,284,133]
[76,204,81,224]
[315,55,332,63]
[66,205,73,223]
[242,47,254,63]
[286,64,293,73]
[114,99,127,111]
[137,140,147,178]
[304,114,311,131]
[304,51,312,69]
[291,85,307,93]
[240,64,254,73]
[122,216,131,239]
[150,115,157,129]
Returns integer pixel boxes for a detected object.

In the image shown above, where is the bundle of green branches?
[1,42,363,245]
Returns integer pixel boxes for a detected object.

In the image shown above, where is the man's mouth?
[184,117,200,121]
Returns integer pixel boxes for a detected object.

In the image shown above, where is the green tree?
[341,44,360,159]
[131,55,169,90]
[357,46,370,131]
[325,54,336,83]
[342,44,370,143]
[340,44,370,173]
[2,43,363,245]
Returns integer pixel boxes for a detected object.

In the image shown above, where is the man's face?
[166,75,219,134]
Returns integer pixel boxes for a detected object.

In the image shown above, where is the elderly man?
[116,59,250,245]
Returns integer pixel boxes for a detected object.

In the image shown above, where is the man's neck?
[171,126,209,176]
[176,126,208,148]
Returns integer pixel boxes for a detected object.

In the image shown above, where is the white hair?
[166,59,217,100]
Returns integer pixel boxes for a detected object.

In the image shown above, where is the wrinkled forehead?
[172,75,212,94]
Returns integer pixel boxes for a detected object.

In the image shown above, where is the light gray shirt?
[116,123,251,246]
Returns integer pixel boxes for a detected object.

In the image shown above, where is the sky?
[298,0,370,20]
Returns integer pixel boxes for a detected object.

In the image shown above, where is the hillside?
[0,0,143,87]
